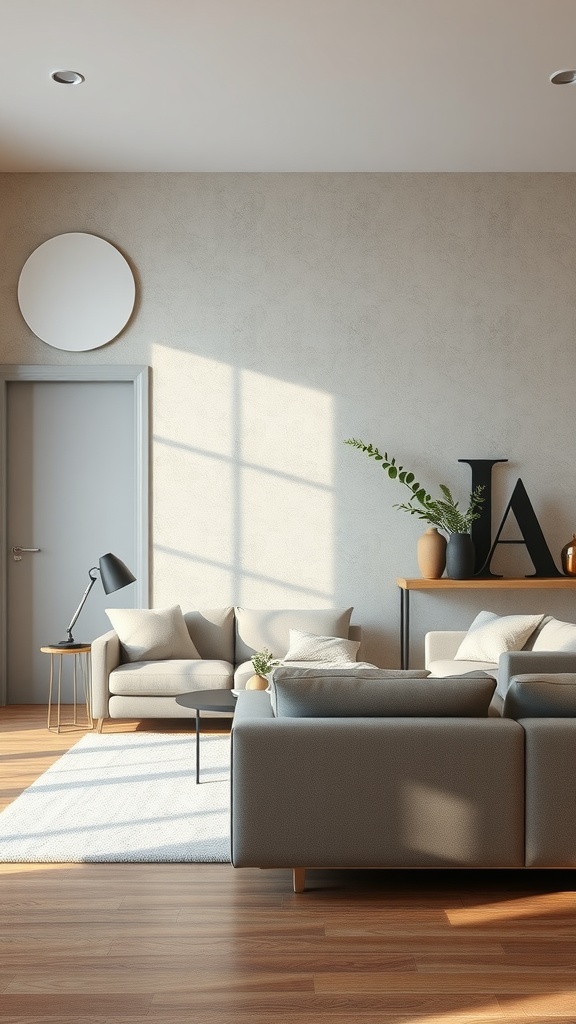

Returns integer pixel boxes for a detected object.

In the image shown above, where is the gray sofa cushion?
[234,607,353,663]
[503,674,576,719]
[270,667,495,718]
[109,659,233,696]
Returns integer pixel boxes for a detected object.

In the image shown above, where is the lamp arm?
[64,567,99,643]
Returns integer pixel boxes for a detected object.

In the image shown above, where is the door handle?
[11,546,40,562]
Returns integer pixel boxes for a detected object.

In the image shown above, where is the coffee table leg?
[196,709,200,784]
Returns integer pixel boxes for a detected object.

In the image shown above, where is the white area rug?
[0,732,231,863]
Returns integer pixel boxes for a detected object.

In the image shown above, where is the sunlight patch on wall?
[240,370,334,486]
[153,346,234,455]
[239,369,334,606]
[151,345,335,608]
[241,467,334,605]
[152,345,235,606]
[153,545,233,609]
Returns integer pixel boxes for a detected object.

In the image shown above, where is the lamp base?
[50,640,90,649]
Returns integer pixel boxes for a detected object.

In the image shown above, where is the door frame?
[0,365,149,705]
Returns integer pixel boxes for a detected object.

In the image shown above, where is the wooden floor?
[2,708,576,1023]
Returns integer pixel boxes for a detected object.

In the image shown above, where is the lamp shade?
[98,552,136,595]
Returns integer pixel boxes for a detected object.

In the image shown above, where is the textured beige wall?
[1,172,575,667]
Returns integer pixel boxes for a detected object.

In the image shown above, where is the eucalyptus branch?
[344,438,484,534]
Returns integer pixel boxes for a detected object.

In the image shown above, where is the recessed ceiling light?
[51,70,84,85]
[550,69,576,85]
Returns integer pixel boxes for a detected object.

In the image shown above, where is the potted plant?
[344,438,484,578]
[247,648,280,690]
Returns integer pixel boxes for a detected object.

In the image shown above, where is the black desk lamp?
[54,552,136,648]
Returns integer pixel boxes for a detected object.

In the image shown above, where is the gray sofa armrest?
[232,689,274,724]
[498,650,576,699]
[91,629,121,720]
[522,718,576,866]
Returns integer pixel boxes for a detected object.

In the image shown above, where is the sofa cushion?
[108,659,233,696]
[455,611,544,663]
[270,666,494,718]
[284,629,360,663]
[428,658,497,678]
[183,607,235,662]
[234,607,353,663]
[530,617,576,653]
[106,605,201,663]
[503,674,576,719]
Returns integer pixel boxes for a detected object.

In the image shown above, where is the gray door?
[7,381,137,703]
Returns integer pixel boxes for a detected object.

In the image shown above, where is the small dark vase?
[446,532,475,580]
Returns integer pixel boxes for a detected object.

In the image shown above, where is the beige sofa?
[231,667,576,891]
[91,606,361,730]
[425,627,576,707]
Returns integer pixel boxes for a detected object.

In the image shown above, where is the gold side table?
[40,645,93,733]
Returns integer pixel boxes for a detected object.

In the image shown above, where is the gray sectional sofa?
[231,666,576,891]
[91,605,361,730]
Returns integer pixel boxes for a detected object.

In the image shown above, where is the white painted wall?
[1,173,575,667]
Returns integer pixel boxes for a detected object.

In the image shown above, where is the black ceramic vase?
[446,532,475,579]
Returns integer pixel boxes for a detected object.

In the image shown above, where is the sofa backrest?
[182,607,358,666]
[184,607,235,662]
[234,607,354,663]
[503,673,576,719]
[528,616,576,652]
[271,666,495,718]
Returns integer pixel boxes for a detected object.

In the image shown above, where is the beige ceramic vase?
[417,527,447,579]
[246,674,269,690]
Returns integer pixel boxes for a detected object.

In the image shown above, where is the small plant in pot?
[344,438,484,578]
[247,648,280,690]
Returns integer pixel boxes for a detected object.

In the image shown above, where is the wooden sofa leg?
[293,868,306,893]
[96,717,104,733]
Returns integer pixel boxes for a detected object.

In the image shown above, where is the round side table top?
[41,645,92,655]
[176,688,238,713]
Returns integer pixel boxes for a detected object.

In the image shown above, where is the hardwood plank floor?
[2,705,576,1022]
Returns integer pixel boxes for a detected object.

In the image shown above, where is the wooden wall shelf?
[396,576,576,667]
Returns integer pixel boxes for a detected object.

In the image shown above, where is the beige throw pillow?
[455,610,544,663]
[106,605,201,663]
[283,629,360,663]
[531,617,576,652]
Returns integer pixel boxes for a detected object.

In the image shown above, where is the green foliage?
[344,438,484,534]
[251,647,280,676]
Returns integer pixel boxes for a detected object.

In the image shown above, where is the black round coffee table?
[175,688,237,783]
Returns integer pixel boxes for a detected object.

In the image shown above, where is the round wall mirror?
[18,232,136,351]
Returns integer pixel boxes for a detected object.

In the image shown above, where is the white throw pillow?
[283,629,360,664]
[455,610,544,663]
[106,605,201,663]
[531,617,576,652]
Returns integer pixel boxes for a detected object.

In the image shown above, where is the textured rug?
[0,732,231,863]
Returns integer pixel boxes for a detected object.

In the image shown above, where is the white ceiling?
[2,0,576,172]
